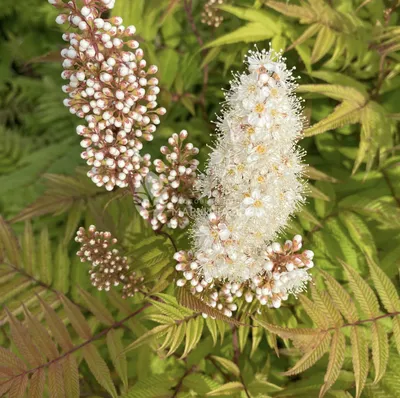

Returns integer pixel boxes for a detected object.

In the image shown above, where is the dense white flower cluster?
[139,130,200,230]
[175,235,313,315]
[172,48,312,314]
[51,0,166,191]
[191,48,306,283]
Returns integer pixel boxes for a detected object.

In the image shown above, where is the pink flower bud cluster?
[51,0,166,191]
[139,130,200,230]
[174,235,313,317]
[201,0,225,28]
[76,225,143,299]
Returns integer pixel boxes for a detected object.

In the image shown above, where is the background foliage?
[0,0,400,397]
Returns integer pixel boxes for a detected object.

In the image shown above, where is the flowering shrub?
[1,0,399,397]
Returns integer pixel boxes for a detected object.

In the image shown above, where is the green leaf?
[367,257,400,313]
[28,369,45,398]
[39,296,74,352]
[305,166,339,183]
[351,326,369,398]
[371,322,389,384]
[288,24,321,51]
[311,25,336,63]
[310,286,343,326]
[23,306,58,361]
[48,362,65,398]
[22,221,35,275]
[62,355,79,398]
[0,216,21,267]
[309,71,368,94]
[339,212,377,259]
[238,321,250,352]
[354,101,394,173]
[167,322,186,356]
[53,244,70,293]
[342,261,380,317]
[299,294,331,328]
[204,23,275,48]
[83,344,118,398]
[282,332,331,376]
[218,5,278,27]
[79,288,114,326]
[60,295,92,340]
[319,331,346,397]
[200,47,221,69]
[206,317,218,346]
[181,317,204,358]
[149,298,187,320]
[209,356,240,378]
[255,317,320,339]
[6,308,42,367]
[307,184,330,201]
[251,322,264,357]
[107,329,128,390]
[120,374,175,398]
[297,84,367,104]
[303,101,363,137]
[266,0,315,21]
[38,227,52,285]
[206,381,244,396]
[122,324,171,353]
[63,199,84,245]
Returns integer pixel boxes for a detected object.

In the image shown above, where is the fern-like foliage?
[265,0,369,66]
[0,292,133,397]
[0,217,72,326]
[0,127,31,175]
[256,258,400,398]
[297,83,397,173]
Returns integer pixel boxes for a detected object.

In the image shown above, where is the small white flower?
[218,223,231,241]
[243,93,272,127]
[247,51,273,73]
[242,190,270,217]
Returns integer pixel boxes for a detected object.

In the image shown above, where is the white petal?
[243,197,254,205]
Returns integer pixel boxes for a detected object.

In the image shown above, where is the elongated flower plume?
[191,48,306,283]
[51,0,166,191]
[173,48,312,314]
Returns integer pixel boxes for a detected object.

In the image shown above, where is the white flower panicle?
[76,225,144,299]
[191,48,306,283]
[51,0,166,191]
[173,48,312,314]
[175,234,313,316]
[139,130,200,230]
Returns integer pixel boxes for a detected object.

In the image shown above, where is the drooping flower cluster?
[201,0,225,28]
[174,235,314,317]
[51,0,166,191]
[191,48,306,283]
[76,225,143,298]
[175,235,313,315]
[138,130,200,230]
